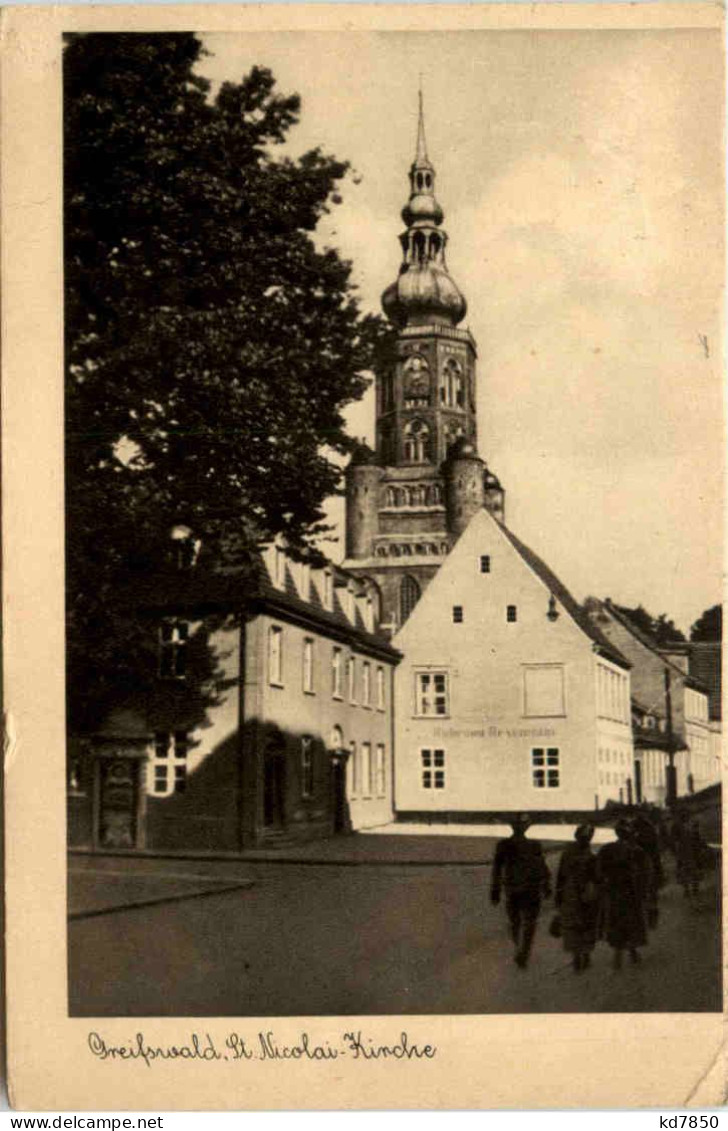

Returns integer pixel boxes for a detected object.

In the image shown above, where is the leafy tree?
[613,604,686,647]
[690,604,722,643]
[64,33,384,731]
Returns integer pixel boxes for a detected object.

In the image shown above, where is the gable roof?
[495,521,631,670]
[603,600,708,692]
[118,551,400,664]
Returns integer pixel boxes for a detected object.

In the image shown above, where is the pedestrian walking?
[490,814,551,969]
[632,811,663,929]
[555,824,599,972]
[671,810,705,900]
[596,818,651,970]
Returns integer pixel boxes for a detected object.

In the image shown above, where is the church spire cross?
[416,83,428,164]
[381,91,466,328]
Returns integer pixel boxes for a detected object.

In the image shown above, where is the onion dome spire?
[382,91,467,328]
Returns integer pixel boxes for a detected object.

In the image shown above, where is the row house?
[584,600,718,802]
[68,536,400,854]
[392,509,634,820]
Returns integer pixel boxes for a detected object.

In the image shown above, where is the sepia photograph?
[60,23,724,1023]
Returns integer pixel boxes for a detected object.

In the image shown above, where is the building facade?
[343,98,504,631]
[68,542,399,854]
[584,600,719,800]
[392,510,633,819]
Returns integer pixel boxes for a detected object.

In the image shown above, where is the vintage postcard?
[3,1,725,1111]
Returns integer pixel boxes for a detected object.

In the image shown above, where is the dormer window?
[274,546,286,590]
[300,561,311,602]
[323,570,333,611]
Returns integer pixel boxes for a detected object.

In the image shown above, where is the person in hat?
[596,818,651,969]
[490,814,551,968]
[555,824,600,972]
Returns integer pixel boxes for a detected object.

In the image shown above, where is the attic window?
[507,605,517,623]
[452,606,464,624]
[480,555,491,573]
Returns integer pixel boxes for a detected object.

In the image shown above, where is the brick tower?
[343,94,504,630]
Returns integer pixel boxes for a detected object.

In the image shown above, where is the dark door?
[97,757,141,848]
[263,749,286,828]
[332,757,351,835]
[634,759,643,804]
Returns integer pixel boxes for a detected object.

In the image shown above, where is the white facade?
[393,510,633,814]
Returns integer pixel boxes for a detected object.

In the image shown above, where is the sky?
[200,28,723,635]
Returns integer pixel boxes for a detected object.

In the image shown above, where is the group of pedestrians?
[489,809,700,972]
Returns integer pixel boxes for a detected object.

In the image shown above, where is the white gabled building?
[392,509,634,818]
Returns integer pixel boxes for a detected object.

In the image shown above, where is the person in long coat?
[490,814,552,968]
[671,810,705,900]
[555,824,599,972]
[596,819,652,969]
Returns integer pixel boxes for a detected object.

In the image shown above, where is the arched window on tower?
[440,358,464,408]
[399,575,421,626]
[403,419,429,463]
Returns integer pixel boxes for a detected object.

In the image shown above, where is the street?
[68,835,721,1016]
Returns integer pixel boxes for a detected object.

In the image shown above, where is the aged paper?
[3,2,725,1111]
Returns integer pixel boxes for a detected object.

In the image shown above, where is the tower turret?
[444,437,486,540]
[345,443,382,559]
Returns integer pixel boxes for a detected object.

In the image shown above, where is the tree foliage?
[614,604,686,647]
[64,33,385,730]
[690,604,722,643]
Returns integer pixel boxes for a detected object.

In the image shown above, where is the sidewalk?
[69,823,616,876]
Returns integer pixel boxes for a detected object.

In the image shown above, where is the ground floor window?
[361,742,372,797]
[421,748,445,790]
[531,746,559,789]
[375,744,387,797]
[149,732,189,796]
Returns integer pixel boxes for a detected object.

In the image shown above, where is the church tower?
[344,95,505,629]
